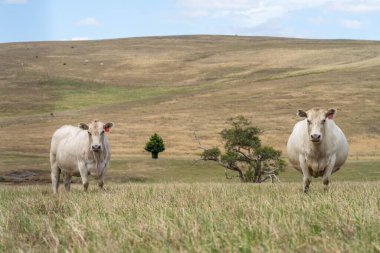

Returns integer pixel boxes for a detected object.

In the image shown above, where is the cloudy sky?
[1,0,379,43]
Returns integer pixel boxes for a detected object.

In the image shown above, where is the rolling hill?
[1,35,379,182]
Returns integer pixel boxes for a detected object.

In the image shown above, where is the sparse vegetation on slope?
[0,36,380,162]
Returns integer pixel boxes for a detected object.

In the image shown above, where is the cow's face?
[297,108,336,143]
[79,120,114,152]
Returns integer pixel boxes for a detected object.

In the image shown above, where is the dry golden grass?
[0,182,379,252]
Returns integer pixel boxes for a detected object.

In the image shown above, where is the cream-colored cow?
[287,108,348,192]
[50,120,114,193]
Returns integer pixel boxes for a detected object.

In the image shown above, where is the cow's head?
[297,108,336,143]
[79,120,114,152]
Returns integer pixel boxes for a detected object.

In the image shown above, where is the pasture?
[1,36,380,159]
[1,182,379,252]
[0,35,380,252]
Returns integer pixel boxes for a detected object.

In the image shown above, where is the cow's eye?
[307,120,311,125]
[322,119,326,124]
[88,132,92,136]
[101,130,105,135]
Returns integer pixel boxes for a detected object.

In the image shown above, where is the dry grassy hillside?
[1,35,380,161]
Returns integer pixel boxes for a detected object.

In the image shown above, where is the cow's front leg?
[64,173,72,192]
[300,155,312,193]
[78,162,89,192]
[98,173,104,189]
[98,162,108,190]
[322,155,336,192]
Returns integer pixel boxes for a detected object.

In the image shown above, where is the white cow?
[287,108,348,192]
[50,120,114,193]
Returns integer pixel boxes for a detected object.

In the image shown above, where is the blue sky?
[1,0,380,43]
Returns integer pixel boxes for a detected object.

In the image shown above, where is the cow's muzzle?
[92,145,102,152]
[310,134,321,143]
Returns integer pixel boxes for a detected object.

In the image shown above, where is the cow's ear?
[79,123,89,130]
[326,108,336,119]
[297,109,307,118]
[103,122,114,132]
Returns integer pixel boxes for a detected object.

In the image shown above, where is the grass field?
[1,153,380,184]
[1,183,379,252]
[0,35,380,252]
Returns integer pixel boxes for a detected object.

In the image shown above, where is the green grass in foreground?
[0,182,379,252]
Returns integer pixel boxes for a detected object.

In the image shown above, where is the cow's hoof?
[83,182,89,191]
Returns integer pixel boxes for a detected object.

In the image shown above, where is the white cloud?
[235,5,287,27]
[177,0,380,16]
[2,0,28,3]
[339,19,364,29]
[307,16,329,25]
[78,17,99,26]
[179,1,289,28]
[182,10,209,18]
[332,1,380,12]
[71,37,90,41]
[180,0,251,10]
[175,0,377,38]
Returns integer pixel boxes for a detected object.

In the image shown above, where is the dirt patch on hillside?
[0,169,148,184]
[0,169,50,184]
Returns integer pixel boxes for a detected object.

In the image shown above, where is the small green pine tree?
[145,133,165,159]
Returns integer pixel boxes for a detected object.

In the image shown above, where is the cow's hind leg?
[64,173,72,192]
[51,166,61,194]
[50,153,61,194]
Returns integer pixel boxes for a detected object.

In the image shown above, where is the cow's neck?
[306,140,327,158]
[89,150,105,170]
